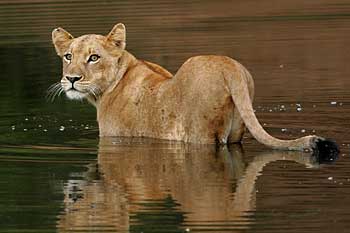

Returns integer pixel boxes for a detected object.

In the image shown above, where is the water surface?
[0,0,350,232]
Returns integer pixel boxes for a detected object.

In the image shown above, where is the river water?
[0,0,350,232]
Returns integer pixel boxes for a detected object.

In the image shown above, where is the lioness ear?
[106,23,126,50]
[52,27,74,56]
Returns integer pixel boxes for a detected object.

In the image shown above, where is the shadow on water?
[57,138,330,232]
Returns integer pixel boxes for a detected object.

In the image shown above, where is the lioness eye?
[64,53,72,61]
[88,54,100,63]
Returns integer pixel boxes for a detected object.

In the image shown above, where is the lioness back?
[157,55,254,143]
[95,55,252,144]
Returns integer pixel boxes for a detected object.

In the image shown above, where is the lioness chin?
[51,23,338,155]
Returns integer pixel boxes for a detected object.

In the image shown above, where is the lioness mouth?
[66,88,83,95]
[67,87,79,92]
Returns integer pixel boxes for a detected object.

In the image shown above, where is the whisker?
[91,83,102,96]
[52,87,63,102]
[46,82,63,102]
[87,86,98,100]
[58,88,64,97]
[46,86,60,98]
[47,82,60,91]
[91,84,102,98]
[79,83,102,101]
[46,82,59,92]
[49,89,58,102]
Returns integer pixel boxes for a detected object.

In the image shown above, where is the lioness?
[51,23,338,153]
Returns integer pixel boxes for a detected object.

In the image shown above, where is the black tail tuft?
[313,138,339,164]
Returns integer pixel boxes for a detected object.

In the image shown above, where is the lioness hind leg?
[228,107,246,143]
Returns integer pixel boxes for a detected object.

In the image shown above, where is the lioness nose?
[66,76,82,83]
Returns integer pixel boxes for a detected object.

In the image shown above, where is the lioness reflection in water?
[57,139,322,232]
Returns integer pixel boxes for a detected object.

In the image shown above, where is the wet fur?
[51,23,339,153]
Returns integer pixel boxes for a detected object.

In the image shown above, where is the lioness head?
[51,23,126,101]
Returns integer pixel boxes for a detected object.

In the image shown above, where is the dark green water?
[1,0,350,232]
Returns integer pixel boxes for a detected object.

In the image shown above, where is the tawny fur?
[52,23,327,151]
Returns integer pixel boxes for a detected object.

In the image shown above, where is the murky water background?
[1,0,350,232]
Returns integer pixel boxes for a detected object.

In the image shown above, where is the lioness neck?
[113,50,138,86]
[90,51,138,107]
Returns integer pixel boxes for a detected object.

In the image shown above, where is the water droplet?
[296,107,302,112]
[84,126,89,129]
[331,101,337,105]
[25,118,29,121]
[59,126,65,131]
[43,129,48,132]
[281,128,287,132]
[23,128,28,131]
[328,177,333,181]
[301,129,306,133]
